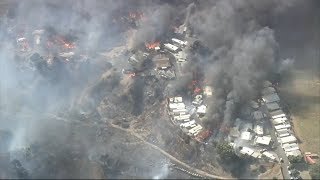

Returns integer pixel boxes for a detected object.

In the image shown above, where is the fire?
[56,36,76,49]
[145,41,160,50]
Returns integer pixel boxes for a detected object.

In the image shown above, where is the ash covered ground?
[0,0,319,179]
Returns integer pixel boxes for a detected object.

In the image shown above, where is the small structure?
[286,150,302,157]
[252,151,262,158]
[164,43,179,52]
[279,133,290,138]
[304,152,319,164]
[276,129,290,135]
[153,54,171,70]
[255,136,272,146]
[272,116,288,125]
[262,151,277,161]
[180,120,196,128]
[254,124,264,136]
[266,102,280,111]
[59,52,75,58]
[262,93,280,103]
[169,97,183,103]
[272,113,286,120]
[192,95,203,106]
[270,109,285,117]
[158,69,176,79]
[240,147,254,156]
[274,123,291,131]
[283,144,300,152]
[203,86,213,97]
[172,38,187,47]
[188,125,203,136]
[32,29,45,45]
[197,105,206,115]
[241,131,252,141]
[169,102,186,110]
[279,135,297,144]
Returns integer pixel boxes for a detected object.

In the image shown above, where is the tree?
[288,155,303,164]
[217,142,237,162]
[309,163,320,179]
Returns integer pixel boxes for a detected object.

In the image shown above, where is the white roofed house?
[172,38,188,47]
[164,43,179,52]
[241,131,252,141]
[262,151,277,161]
[240,147,254,156]
[254,136,272,146]
[272,113,286,120]
[180,120,196,128]
[286,150,302,157]
[254,124,264,136]
[197,105,206,116]
[169,102,185,110]
[272,116,288,125]
[203,86,213,97]
[279,135,297,144]
[282,143,300,152]
[274,123,291,131]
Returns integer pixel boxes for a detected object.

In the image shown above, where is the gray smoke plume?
[131,4,174,49]
[0,0,318,178]
[187,0,297,131]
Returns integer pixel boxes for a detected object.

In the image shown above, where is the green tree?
[217,142,237,161]
[309,163,320,179]
[288,155,303,164]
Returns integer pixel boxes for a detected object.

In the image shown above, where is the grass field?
[279,70,320,155]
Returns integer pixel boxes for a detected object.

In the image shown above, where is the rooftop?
[262,93,280,103]
[240,147,254,156]
[266,102,280,111]
[241,131,252,141]
[255,136,272,145]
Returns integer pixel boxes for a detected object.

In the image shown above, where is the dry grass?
[278,70,320,155]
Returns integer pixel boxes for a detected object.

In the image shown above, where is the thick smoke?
[187,0,298,130]
[0,0,318,178]
[130,4,174,49]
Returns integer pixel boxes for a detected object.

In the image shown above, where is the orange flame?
[55,36,76,49]
[145,41,160,50]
